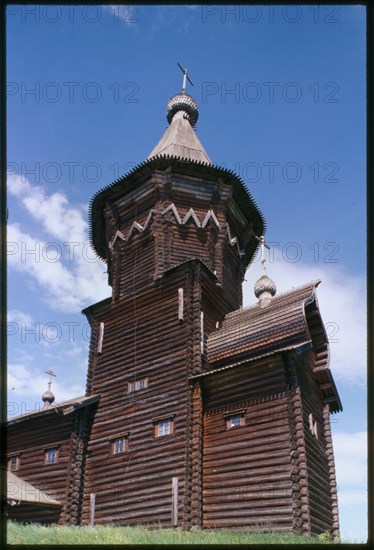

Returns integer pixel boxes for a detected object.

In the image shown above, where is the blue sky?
[6,4,366,542]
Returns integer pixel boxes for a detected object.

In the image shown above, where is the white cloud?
[333,431,367,486]
[332,431,368,542]
[243,252,366,386]
[8,362,83,410]
[338,489,367,507]
[8,223,82,312]
[8,309,33,326]
[7,174,110,313]
[8,174,87,243]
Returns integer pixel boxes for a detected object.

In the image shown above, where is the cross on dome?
[42,368,56,408]
[254,235,277,308]
[177,62,193,94]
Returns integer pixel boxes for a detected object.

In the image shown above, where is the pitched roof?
[7,470,62,506]
[7,394,100,425]
[200,280,342,413]
[207,281,321,367]
[148,110,211,164]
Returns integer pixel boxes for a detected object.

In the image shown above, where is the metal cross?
[255,235,270,274]
[45,368,56,390]
[177,62,193,93]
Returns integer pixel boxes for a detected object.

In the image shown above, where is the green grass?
[7,521,340,545]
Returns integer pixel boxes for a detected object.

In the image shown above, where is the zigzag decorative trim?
[108,203,244,256]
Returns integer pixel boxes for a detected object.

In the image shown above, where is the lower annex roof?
[207,280,321,367]
[6,470,62,506]
[7,395,100,425]
[198,280,342,413]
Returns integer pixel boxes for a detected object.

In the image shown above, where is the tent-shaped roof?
[148,110,211,164]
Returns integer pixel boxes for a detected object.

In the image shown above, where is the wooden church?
[6,69,342,537]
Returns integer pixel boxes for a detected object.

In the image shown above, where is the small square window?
[154,418,175,438]
[112,436,127,454]
[45,447,59,464]
[308,413,318,439]
[8,455,20,471]
[225,413,245,430]
[128,378,148,393]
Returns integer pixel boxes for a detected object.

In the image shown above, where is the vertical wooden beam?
[284,355,311,535]
[178,288,184,321]
[190,381,203,528]
[200,311,204,354]
[171,477,178,527]
[113,247,121,302]
[97,322,104,354]
[323,402,340,539]
[89,493,96,527]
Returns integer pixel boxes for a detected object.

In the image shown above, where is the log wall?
[295,351,335,535]
[61,405,97,525]
[323,402,340,538]
[82,261,228,527]
[7,414,73,521]
[6,503,61,525]
[201,357,294,530]
[283,355,311,535]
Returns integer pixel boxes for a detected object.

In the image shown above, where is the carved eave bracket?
[107,203,244,258]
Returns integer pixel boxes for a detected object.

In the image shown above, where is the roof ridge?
[7,394,100,423]
[224,279,321,319]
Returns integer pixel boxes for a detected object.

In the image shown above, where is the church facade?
[6,82,342,537]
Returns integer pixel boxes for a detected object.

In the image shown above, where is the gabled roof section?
[207,280,321,367]
[148,110,211,164]
[7,394,100,425]
[203,279,341,413]
[7,470,62,506]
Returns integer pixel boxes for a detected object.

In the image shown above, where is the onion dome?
[42,389,55,407]
[254,273,277,309]
[166,93,199,127]
[42,368,56,408]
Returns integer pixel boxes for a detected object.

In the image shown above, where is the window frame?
[224,410,246,430]
[308,413,318,439]
[44,446,59,465]
[127,377,148,393]
[153,416,176,438]
[111,435,128,455]
[8,454,21,471]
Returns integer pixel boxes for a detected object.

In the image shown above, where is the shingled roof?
[148,110,211,164]
[199,280,342,413]
[7,395,100,425]
[208,280,323,367]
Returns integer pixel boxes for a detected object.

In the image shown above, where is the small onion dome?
[166,93,199,127]
[42,389,55,407]
[254,274,277,308]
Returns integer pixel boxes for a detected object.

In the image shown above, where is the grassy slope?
[7,522,338,545]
